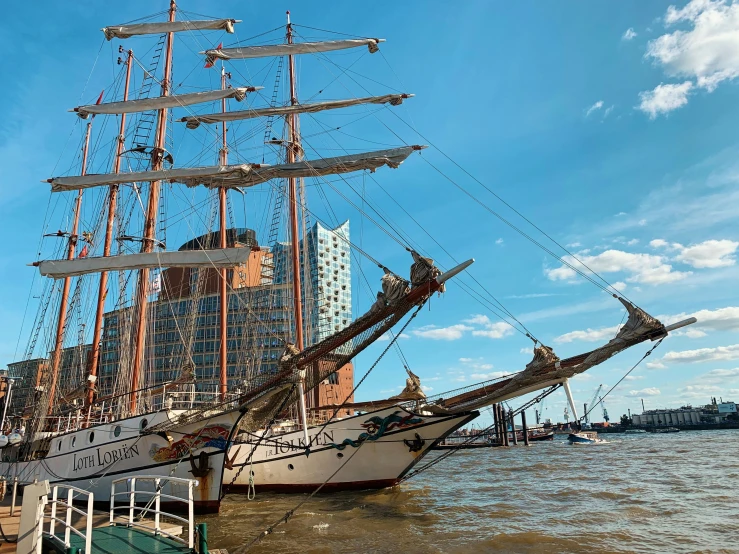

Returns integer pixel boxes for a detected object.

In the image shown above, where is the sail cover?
[38,248,251,279]
[180,94,412,128]
[73,87,260,118]
[103,19,239,40]
[49,147,423,192]
[192,146,426,189]
[203,38,384,63]
[48,164,262,192]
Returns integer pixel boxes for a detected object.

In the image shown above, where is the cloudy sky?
[1,0,738,426]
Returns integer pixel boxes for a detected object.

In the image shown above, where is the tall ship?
[0,3,476,510]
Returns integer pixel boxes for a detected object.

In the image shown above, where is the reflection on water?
[202,431,739,553]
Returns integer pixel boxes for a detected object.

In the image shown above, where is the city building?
[97,225,354,418]
[7,226,356,420]
[632,398,738,427]
[272,220,352,345]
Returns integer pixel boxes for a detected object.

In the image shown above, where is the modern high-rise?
[272,220,352,347]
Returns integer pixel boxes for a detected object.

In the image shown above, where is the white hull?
[0,409,242,513]
[223,406,477,493]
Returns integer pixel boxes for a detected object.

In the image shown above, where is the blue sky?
[1,0,738,426]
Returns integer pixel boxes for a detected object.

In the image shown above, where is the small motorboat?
[624,429,646,434]
[649,427,680,433]
[568,431,605,444]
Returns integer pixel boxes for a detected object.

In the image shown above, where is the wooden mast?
[286,12,311,443]
[218,65,229,402]
[87,48,133,408]
[130,0,176,414]
[47,121,92,413]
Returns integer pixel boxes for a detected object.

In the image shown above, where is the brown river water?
[201,430,739,554]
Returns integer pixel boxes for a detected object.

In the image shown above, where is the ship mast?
[47,121,92,413]
[286,11,311,444]
[87,48,133,409]
[130,0,177,413]
[218,65,229,402]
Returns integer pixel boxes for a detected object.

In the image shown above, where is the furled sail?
[103,19,239,40]
[48,164,262,192]
[73,87,261,119]
[37,248,251,279]
[427,299,669,412]
[180,94,412,128]
[202,38,384,64]
[191,146,427,189]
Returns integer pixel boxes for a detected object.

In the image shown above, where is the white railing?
[110,475,197,549]
[44,484,93,554]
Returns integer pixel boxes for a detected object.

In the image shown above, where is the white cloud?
[649,0,739,92]
[650,239,670,248]
[545,265,577,281]
[464,314,491,325]
[624,375,645,381]
[546,249,691,285]
[679,384,724,397]
[471,322,514,339]
[703,367,739,383]
[458,357,474,363]
[554,325,621,344]
[638,81,693,118]
[586,100,604,116]
[674,239,739,268]
[495,238,504,245]
[470,371,510,380]
[622,27,638,41]
[615,212,627,217]
[646,361,667,369]
[612,281,627,291]
[567,242,582,248]
[520,347,532,355]
[660,306,739,332]
[661,343,739,364]
[628,387,661,397]
[421,385,433,392]
[412,324,472,341]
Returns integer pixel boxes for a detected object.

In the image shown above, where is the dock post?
[10,476,18,516]
[522,410,530,446]
[510,410,518,445]
[501,406,509,446]
[492,403,499,445]
[197,522,208,554]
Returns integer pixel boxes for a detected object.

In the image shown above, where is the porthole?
[140,418,148,430]
[71,436,76,448]
[89,431,95,444]
[288,464,294,471]
[336,452,344,459]
[114,426,122,437]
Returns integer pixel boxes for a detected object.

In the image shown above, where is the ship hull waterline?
[0,408,243,514]
[223,405,478,494]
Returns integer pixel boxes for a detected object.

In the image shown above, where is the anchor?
[224,446,241,470]
[189,451,212,478]
[403,433,425,453]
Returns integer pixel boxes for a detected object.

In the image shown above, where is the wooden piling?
[501,405,509,446]
[522,410,530,446]
[510,409,518,445]
[492,403,500,445]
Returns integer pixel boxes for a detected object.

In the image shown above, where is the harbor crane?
[583,384,604,424]
[600,396,610,423]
